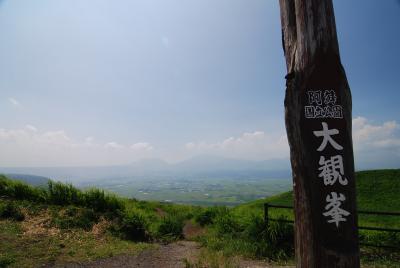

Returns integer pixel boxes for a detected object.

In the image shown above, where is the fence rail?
[264,203,400,249]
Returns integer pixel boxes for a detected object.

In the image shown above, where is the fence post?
[264,203,269,227]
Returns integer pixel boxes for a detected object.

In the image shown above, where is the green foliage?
[157,215,184,241]
[51,206,99,230]
[195,207,219,226]
[0,254,15,268]
[83,188,124,213]
[209,169,400,262]
[48,181,81,206]
[213,210,242,236]
[0,175,125,216]
[0,202,25,221]
[0,218,154,268]
[200,210,294,261]
[119,209,149,241]
[259,217,294,259]
[158,202,200,222]
[235,169,400,227]
[0,175,47,202]
[1,170,399,266]
[360,230,400,248]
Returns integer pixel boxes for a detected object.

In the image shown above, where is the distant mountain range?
[4,173,50,187]
[0,155,291,185]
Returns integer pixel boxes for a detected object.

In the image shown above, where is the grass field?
[0,169,399,267]
[233,169,400,228]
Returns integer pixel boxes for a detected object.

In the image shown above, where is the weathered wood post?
[278,0,360,267]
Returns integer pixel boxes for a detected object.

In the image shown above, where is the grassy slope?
[0,175,198,267]
[1,170,399,267]
[0,219,153,268]
[233,169,400,228]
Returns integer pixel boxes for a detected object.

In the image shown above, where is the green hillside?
[0,170,399,267]
[0,174,197,267]
[233,169,400,228]
[5,174,50,187]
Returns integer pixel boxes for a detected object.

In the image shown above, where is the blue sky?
[0,0,399,168]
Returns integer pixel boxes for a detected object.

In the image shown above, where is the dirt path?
[60,241,200,268]
[54,214,293,268]
[58,240,293,268]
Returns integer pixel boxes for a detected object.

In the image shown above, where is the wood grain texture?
[279,0,360,267]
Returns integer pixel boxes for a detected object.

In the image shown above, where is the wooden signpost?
[278,0,360,267]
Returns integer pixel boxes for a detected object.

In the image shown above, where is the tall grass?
[0,175,124,214]
[197,206,294,261]
[156,214,184,241]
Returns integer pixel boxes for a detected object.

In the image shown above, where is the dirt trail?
[58,239,291,268]
[53,212,293,268]
[60,241,199,268]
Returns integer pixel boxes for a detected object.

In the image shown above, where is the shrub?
[252,216,294,260]
[0,175,46,202]
[0,202,25,221]
[83,189,124,213]
[0,175,10,195]
[119,210,149,241]
[214,211,241,236]
[360,230,400,248]
[0,175,124,215]
[157,215,184,241]
[195,208,218,226]
[12,182,34,200]
[51,206,98,230]
[243,214,267,242]
[48,181,81,206]
[0,254,15,268]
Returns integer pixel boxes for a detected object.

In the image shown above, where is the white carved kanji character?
[323,192,350,227]
[323,90,337,105]
[318,155,348,186]
[308,91,322,105]
[313,122,343,151]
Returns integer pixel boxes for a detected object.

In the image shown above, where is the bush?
[157,215,184,241]
[243,214,267,242]
[360,230,400,248]
[250,216,294,260]
[0,175,124,215]
[195,207,218,226]
[83,189,124,213]
[51,206,98,230]
[0,175,10,195]
[0,175,47,202]
[214,211,242,236]
[48,181,81,206]
[119,210,149,241]
[0,254,15,268]
[200,214,294,260]
[0,202,25,221]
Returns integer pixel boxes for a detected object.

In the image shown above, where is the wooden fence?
[264,203,400,249]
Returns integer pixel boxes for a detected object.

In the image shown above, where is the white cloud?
[350,117,400,169]
[8,97,21,107]
[84,136,94,145]
[104,141,123,149]
[0,126,155,166]
[184,117,400,169]
[352,116,400,150]
[25,125,38,132]
[131,142,153,151]
[185,131,289,160]
[41,130,72,146]
[0,117,398,168]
